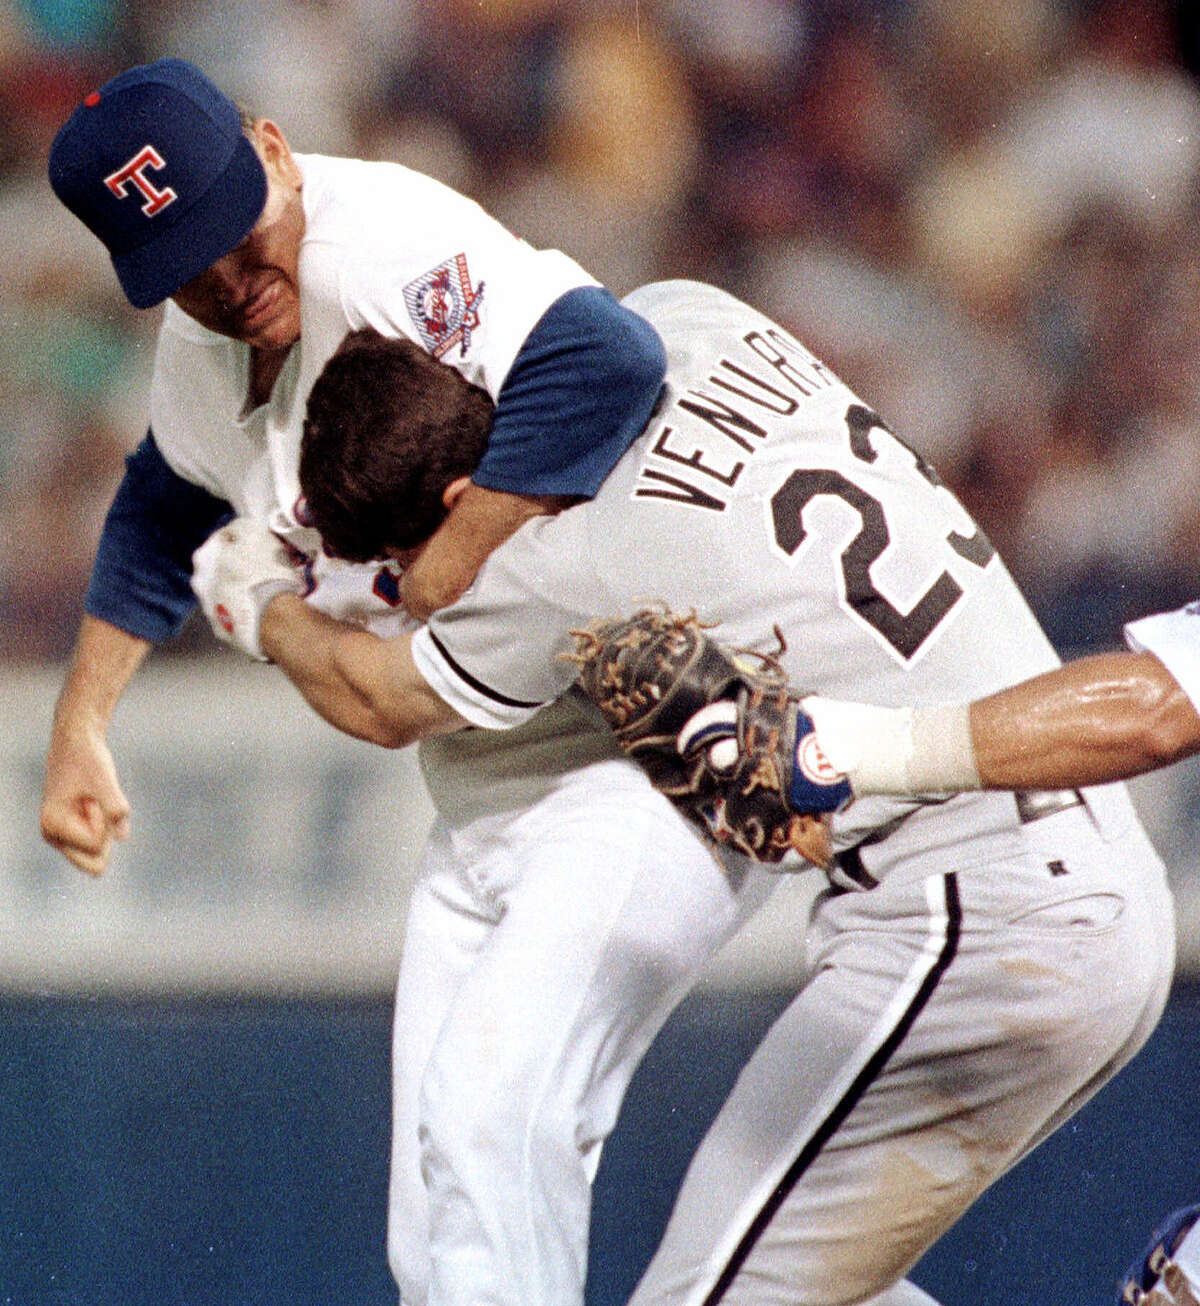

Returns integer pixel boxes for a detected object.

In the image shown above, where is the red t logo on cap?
[104,145,178,216]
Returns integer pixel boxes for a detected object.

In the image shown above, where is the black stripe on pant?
[701,873,963,1306]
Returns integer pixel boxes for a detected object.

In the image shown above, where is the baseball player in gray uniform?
[196,278,1176,1306]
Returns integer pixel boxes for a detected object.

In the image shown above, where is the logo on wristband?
[797,731,842,786]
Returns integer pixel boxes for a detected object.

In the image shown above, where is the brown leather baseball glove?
[567,606,840,868]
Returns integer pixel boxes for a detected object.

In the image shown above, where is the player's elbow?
[365,703,464,750]
[359,715,415,750]
[1127,663,1200,770]
[311,699,414,750]
[344,690,428,751]
[1135,699,1200,770]
[399,562,469,624]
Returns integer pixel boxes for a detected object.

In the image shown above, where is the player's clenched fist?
[41,721,131,877]
[191,518,308,660]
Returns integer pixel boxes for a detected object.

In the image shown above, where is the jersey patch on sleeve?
[403,254,485,358]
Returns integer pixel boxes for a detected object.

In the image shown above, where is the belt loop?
[827,844,880,892]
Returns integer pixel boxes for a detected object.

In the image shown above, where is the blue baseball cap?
[48,58,268,309]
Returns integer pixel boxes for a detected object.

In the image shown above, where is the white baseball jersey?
[1122,1210,1200,1306]
[1126,602,1200,710]
[1157,1221,1200,1303]
[415,279,1076,860]
[145,150,629,804]
[147,151,595,640]
[1164,1222,1200,1301]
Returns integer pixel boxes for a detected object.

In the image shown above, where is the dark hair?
[300,328,495,562]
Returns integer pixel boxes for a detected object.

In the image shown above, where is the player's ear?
[442,477,472,510]
[253,120,301,189]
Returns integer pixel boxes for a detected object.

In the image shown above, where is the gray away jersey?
[414,279,1072,855]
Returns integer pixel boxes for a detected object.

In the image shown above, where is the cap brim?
[112,135,268,309]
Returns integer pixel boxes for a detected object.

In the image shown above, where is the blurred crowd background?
[3,12,1200,1301]
[3,0,1200,661]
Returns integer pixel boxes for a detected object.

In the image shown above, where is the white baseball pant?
[386,760,774,1306]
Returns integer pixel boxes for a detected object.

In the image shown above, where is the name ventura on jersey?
[633,326,838,512]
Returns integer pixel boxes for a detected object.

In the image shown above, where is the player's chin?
[247,322,300,352]
[238,304,301,351]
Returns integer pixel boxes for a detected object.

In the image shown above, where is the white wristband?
[906,703,982,793]
[801,697,981,796]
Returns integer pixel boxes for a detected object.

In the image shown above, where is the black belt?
[830,789,1086,892]
[1014,788,1085,823]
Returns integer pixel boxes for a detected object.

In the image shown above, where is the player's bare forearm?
[400,483,575,620]
[969,650,1200,789]
[259,594,466,748]
[807,649,1200,798]
[53,615,151,728]
[41,615,150,876]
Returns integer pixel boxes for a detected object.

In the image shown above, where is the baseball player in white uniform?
[197,278,1176,1306]
[143,135,770,1306]
[42,60,778,1306]
[41,55,671,878]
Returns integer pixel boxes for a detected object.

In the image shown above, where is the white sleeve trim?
[1124,603,1200,711]
[410,625,548,730]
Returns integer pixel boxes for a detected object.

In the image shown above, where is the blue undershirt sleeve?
[84,432,233,643]
[472,285,667,497]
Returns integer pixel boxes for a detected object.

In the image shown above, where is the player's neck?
[249,345,290,407]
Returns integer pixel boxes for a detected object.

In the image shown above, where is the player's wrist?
[800,697,981,797]
[49,700,105,744]
[257,587,304,660]
[908,704,981,793]
[787,704,854,812]
[252,576,303,613]
[243,577,306,661]
[800,697,913,794]
[192,519,308,661]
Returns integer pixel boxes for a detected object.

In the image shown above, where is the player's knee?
[419,1048,503,1160]
[419,1043,577,1179]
